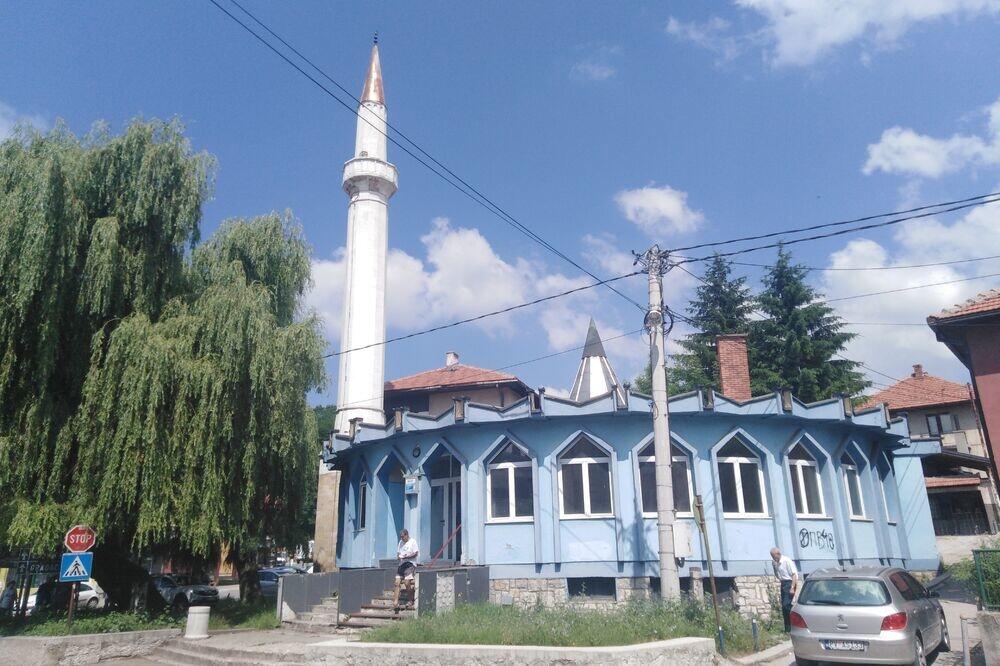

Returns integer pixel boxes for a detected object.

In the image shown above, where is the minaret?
[334,42,398,433]
[569,319,627,404]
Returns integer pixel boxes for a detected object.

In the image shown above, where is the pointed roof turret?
[570,319,627,404]
[360,42,385,105]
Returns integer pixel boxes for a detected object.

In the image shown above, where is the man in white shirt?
[770,547,799,632]
[393,529,419,611]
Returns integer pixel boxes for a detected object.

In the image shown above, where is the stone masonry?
[489,577,655,610]
[733,574,780,619]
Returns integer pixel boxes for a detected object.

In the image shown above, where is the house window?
[487,442,534,522]
[559,438,613,518]
[788,444,825,517]
[358,473,368,530]
[567,577,616,599]
[927,413,960,436]
[841,452,866,519]
[638,442,693,516]
[878,453,895,523]
[717,438,768,517]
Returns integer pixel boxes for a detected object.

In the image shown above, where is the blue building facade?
[323,386,940,611]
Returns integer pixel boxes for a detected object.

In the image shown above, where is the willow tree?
[0,121,325,602]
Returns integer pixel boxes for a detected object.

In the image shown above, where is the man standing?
[393,529,419,612]
[770,547,798,632]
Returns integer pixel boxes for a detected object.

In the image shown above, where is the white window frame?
[558,442,614,519]
[357,473,368,531]
[842,457,867,519]
[486,445,534,524]
[718,445,769,518]
[639,446,694,518]
[926,412,959,436]
[788,451,826,518]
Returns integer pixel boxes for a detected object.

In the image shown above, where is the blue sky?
[3,1,1000,404]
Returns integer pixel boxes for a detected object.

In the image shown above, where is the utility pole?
[634,244,680,599]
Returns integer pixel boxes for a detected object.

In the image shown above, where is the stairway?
[282,595,346,633]
[338,588,415,629]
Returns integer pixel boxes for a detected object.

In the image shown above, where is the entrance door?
[430,477,462,562]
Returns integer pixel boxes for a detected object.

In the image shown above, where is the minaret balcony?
[342,157,398,198]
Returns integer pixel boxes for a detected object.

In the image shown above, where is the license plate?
[821,640,867,651]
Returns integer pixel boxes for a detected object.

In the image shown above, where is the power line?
[825,272,1000,303]
[321,271,641,359]
[208,0,645,313]
[669,191,1000,254]
[672,195,1000,265]
[725,254,1000,273]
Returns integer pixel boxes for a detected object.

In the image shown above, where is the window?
[717,438,768,517]
[889,571,927,601]
[567,577,616,599]
[788,444,825,517]
[841,452,866,519]
[559,438,613,518]
[487,442,534,522]
[878,453,895,523]
[356,473,369,530]
[638,442,693,516]
[927,413,960,436]
[798,579,890,606]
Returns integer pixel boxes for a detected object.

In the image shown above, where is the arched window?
[638,442,693,516]
[717,437,768,517]
[841,452,866,519]
[357,472,368,530]
[487,442,534,522]
[788,444,825,517]
[559,437,613,518]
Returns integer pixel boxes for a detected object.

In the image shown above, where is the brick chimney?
[716,334,751,402]
[912,363,925,379]
[445,351,460,367]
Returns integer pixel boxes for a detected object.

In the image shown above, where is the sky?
[3,1,1000,405]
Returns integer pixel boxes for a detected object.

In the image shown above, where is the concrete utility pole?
[634,245,680,599]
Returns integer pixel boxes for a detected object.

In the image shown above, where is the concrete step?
[311,602,338,613]
[339,615,399,628]
[363,598,395,608]
[295,611,340,624]
[354,607,414,620]
[148,641,308,666]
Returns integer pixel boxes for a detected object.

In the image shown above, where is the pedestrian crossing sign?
[59,552,93,582]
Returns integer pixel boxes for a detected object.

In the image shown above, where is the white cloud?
[863,97,1000,177]
[0,101,47,140]
[571,61,617,82]
[821,197,1000,384]
[614,185,704,238]
[667,1,1000,67]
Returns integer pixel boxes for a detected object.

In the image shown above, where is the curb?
[732,640,793,665]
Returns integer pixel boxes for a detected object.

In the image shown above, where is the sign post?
[61,525,96,629]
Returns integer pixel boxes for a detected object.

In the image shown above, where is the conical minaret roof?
[361,43,385,105]
[570,319,627,404]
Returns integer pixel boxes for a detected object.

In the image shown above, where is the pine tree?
[749,247,868,402]
[632,255,752,394]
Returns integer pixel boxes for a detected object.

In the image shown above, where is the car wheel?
[938,615,951,652]
[86,597,98,609]
[172,595,189,614]
[913,635,927,666]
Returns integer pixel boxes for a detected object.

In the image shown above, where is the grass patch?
[0,598,277,636]
[362,600,783,654]
[943,534,1000,603]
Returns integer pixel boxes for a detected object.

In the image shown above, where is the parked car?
[77,581,107,609]
[150,574,219,613]
[790,566,949,665]
[257,566,306,598]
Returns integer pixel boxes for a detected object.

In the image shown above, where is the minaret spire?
[335,45,398,433]
[570,319,627,404]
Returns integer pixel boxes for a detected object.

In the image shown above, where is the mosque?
[315,44,941,612]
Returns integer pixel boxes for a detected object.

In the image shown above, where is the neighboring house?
[324,328,941,614]
[863,364,998,536]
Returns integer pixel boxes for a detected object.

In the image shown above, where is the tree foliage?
[0,121,325,564]
[748,248,868,402]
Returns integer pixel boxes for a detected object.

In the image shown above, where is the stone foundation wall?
[489,577,656,610]
[733,575,779,619]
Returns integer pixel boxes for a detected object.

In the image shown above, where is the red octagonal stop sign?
[64,524,96,553]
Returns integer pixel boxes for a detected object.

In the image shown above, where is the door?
[430,477,462,562]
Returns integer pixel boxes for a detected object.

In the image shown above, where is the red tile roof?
[384,363,523,393]
[925,476,982,489]
[929,288,1000,322]
[860,365,971,411]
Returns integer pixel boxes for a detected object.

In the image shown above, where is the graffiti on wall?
[799,528,836,551]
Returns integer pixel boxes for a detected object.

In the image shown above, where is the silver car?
[790,566,949,665]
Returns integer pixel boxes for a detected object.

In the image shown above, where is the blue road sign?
[59,552,93,582]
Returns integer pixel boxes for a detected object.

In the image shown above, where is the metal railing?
[972,548,1000,611]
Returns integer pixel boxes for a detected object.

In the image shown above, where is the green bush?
[362,600,782,654]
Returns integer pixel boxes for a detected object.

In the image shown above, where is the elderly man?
[393,529,419,612]
[770,547,799,632]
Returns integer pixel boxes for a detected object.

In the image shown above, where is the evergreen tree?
[0,121,325,603]
[749,247,868,402]
[632,255,752,394]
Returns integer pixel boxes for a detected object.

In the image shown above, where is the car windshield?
[798,578,891,606]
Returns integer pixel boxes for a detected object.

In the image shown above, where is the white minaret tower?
[335,41,397,433]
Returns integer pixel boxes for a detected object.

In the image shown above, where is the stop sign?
[64,525,96,553]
